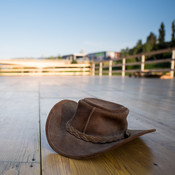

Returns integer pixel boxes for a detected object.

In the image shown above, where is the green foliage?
[120,20,175,71]
[158,22,165,44]
[144,32,157,52]
[57,55,63,59]
[46,56,56,59]
[145,62,170,69]
[120,20,175,57]
[120,47,129,57]
[45,55,63,60]
[71,60,77,64]
[134,39,143,54]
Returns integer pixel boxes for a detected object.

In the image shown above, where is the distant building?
[87,51,120,61]
[62,51,120,61]
[62,53,87,61]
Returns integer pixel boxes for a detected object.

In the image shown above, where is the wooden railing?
[1,48,175,78]
[91,48,175,79]
[0,59,91,75]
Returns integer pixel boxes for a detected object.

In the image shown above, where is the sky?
[0,0,175,59]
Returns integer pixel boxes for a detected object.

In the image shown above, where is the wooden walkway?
[0,76,174,175]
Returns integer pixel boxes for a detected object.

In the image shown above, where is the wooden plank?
[0,65,25,68]
[42,68,90,71]
[0,68,90,72]
[39,78,88,98]
[113,68,175,73]
[0,91,40,162]
[0,77,40,175]
[145,68,175,72]
[0,72,91,76]
[0,162,40,175]
[0,76,175,174]
[39,76,175,175]
[113,69,141,73]
[112,64,123,67]
[0,60,90,68]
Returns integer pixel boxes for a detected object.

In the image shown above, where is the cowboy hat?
[46,98,155,159]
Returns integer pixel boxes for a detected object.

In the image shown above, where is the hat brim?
[46,100,156,159]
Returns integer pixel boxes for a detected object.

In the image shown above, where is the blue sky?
[0,0,175,59]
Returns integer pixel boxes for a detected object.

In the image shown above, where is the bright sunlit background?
[0,0,175,59]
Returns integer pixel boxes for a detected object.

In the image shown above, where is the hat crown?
[66,98,130,143]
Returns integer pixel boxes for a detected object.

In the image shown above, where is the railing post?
[141,55,145,72]
[171,50,175,78]
[122,58,126,77]
[109,60,112,76]
[99,62,102,76]
[92,63,95,76]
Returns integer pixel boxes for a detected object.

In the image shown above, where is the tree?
[57,55,63,59]
[147,32,157,45]
[158,22,165,44]
[172,20,175,42]
[135,40,143,54]
[144,32,157,52]
[120,47,129,57]
[136,39,142,47]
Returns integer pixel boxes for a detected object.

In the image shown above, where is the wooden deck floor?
[0,76,174,175]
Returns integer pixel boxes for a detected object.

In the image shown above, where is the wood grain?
[0,77,40,175]
[39,76,175,175]
[0,162,40,175]
[0,76,175,175]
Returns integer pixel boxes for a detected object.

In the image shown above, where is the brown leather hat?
[46,98,155,159]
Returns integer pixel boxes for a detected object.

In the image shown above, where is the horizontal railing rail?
[92,47,175,78]
[0,60,91,76]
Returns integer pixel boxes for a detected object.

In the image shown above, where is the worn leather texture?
[46,98,156,159]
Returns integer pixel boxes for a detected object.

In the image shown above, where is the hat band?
[66,121,130,143]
